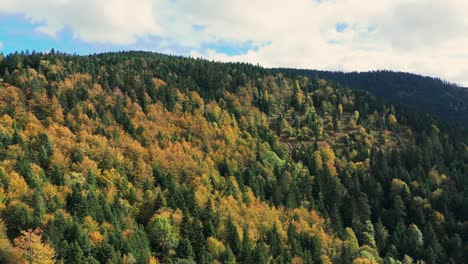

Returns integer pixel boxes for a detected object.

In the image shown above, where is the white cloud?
[0,42,3,50]
[0,0,161,44]
[0,0,467,85]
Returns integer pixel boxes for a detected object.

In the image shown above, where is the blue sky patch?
[0,14,260,58]
[367,24,377,33]
[335,22,349,33]
[202,40,262,56]
[192,24,206,32]
[0,14,98,55]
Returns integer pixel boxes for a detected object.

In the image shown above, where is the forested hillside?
[0,51,466,264]
[277,69,468,125]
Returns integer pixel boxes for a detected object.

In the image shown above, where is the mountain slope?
[277,69,468,125]
[0,51,466,264]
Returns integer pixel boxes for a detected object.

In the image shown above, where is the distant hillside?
[277,69,468,124]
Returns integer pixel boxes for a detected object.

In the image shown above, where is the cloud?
[0,0,467,85]
[188,0,468,86]
[0,42,3,50]
[0,0,161,44]
[377,0,466,50]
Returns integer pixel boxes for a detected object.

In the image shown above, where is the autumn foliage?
[0,51,465,263]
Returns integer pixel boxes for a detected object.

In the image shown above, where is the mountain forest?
[0,51,466,264]
[277,69,468,125]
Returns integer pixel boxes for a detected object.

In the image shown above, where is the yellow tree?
[13,228,55,264]
[0,219,23,264]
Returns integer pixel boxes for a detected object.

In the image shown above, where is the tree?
[267,223,284,257]
[13,228,56,264]
[404,224,423,259]
[225,217,241,255]
[353,110,360,123]
[239,225,254,263]
[344,227,359,258]
[126,227,152,264]
[146,216,179,256]
[0,219,23,264]
[307,235,323,264]
[61,241,85,264]
[374,219,389,253]
[361,221,377,248]
[123,253,137,264]
[254,239,269,264]
[176,238,194,260]
[3,200,34,239]
[221,246,237,264]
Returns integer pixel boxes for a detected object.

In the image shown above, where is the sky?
[0,0,467,86]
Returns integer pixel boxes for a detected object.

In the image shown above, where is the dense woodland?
[277,69,468,124]
[0,50,466,264]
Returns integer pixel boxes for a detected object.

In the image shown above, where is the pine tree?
[239,225,254,263]
[177,238,195,260]
[267,223,283,258]
[222,246,237,264]
[254,239,269,264]
[225,217,241,255]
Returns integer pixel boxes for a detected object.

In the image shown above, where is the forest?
[277,69,468,124]
[0,50,466,264]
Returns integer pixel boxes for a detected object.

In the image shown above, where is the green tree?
[177,238,194,260]
[239,225,254,263]
[225,217,241,255]
[146,216,179,256]
[221,246,237,264]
